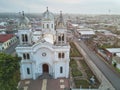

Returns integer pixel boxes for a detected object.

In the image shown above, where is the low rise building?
[0,34,17,51]
[77,28,95,39]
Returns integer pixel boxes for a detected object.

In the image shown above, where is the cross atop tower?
[47,7,48,12]
[22,11,24,16]
[60,11,62,15]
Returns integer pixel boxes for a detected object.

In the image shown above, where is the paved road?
[76,40,120,90]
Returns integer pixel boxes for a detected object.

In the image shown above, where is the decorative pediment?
[32,41,53,53]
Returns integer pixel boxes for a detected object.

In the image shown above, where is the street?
[76,40,120,90]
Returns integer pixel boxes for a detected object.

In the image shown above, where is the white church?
[16,8,70,80]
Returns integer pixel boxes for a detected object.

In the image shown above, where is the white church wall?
[33,47,53,74]
[21,63,32,79]
[54,62,66,78]
[42,21,54,31]
[32,35,41,43]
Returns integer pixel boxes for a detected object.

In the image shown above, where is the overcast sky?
[0,0,120,14]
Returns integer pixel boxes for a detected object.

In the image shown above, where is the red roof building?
[0,34,14,43]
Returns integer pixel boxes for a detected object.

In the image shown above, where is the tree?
[0,53,21,90]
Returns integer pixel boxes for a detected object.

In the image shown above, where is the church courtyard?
[19,78,69,90]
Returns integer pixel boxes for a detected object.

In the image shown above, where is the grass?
[80,60,88,69]
[85,69,94,79]
[70,59,82,77]
[72,69,82,77]
[74,79,90,88]
[70,59,77,69]
[80,60,100,88]
[117,68,120,72]
[69,42,100,88]
[70,42,82,57]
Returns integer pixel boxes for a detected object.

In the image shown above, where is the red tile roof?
[0,34,15,43]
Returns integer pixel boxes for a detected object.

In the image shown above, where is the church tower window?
[27,68,30,74]
[58,36,61,41]
[62,53,65,58]
[60,67,63,73]
[23,53,26,59]
[25,34,28,42]
[62,34,64,41]
[23,53,30,59]
[58,53,61,58]
[21,34,28,43]
[22,34,25,42]
[58,53,65,59]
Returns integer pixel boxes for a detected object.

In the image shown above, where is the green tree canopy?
[0,53,21,90]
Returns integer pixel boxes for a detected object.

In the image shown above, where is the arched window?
[23,53,26,59]
[62,53,64,58]
[22,34,28,43]
[51,24,53,28]
[47,24,49,28]
[27,68,30,74]
[62,34,64,41]
[22,34,25,42]
[58,53,65,59]
[58,36,61,41]
[60,67,63,73]
[25,34,28,42]
[43,24,44,28]
[27,53,30,59]
[58,53,61,58]
[23,53,30,59]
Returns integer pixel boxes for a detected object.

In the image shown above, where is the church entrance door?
[43,64,49,73]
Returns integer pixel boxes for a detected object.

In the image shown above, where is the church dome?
[42,7,54,21]
[18,11,30,29]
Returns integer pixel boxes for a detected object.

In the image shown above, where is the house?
[103,48,120,63]
[0,34,17,51]
[16,8,70,80]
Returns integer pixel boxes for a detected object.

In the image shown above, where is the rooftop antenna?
[60,11,62,15]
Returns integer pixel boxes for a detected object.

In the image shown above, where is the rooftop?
[79,30,95,35]
[106,48,120,53]
[0,34,14,43]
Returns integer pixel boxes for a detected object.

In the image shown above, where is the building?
[112,53,120,70]
[77,28,95,39]
[16,8,70,80]
[0,34,17,51]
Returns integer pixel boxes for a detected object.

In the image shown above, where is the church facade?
[16,8,70,80]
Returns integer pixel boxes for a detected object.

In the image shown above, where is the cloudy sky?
[0,0,120,14]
